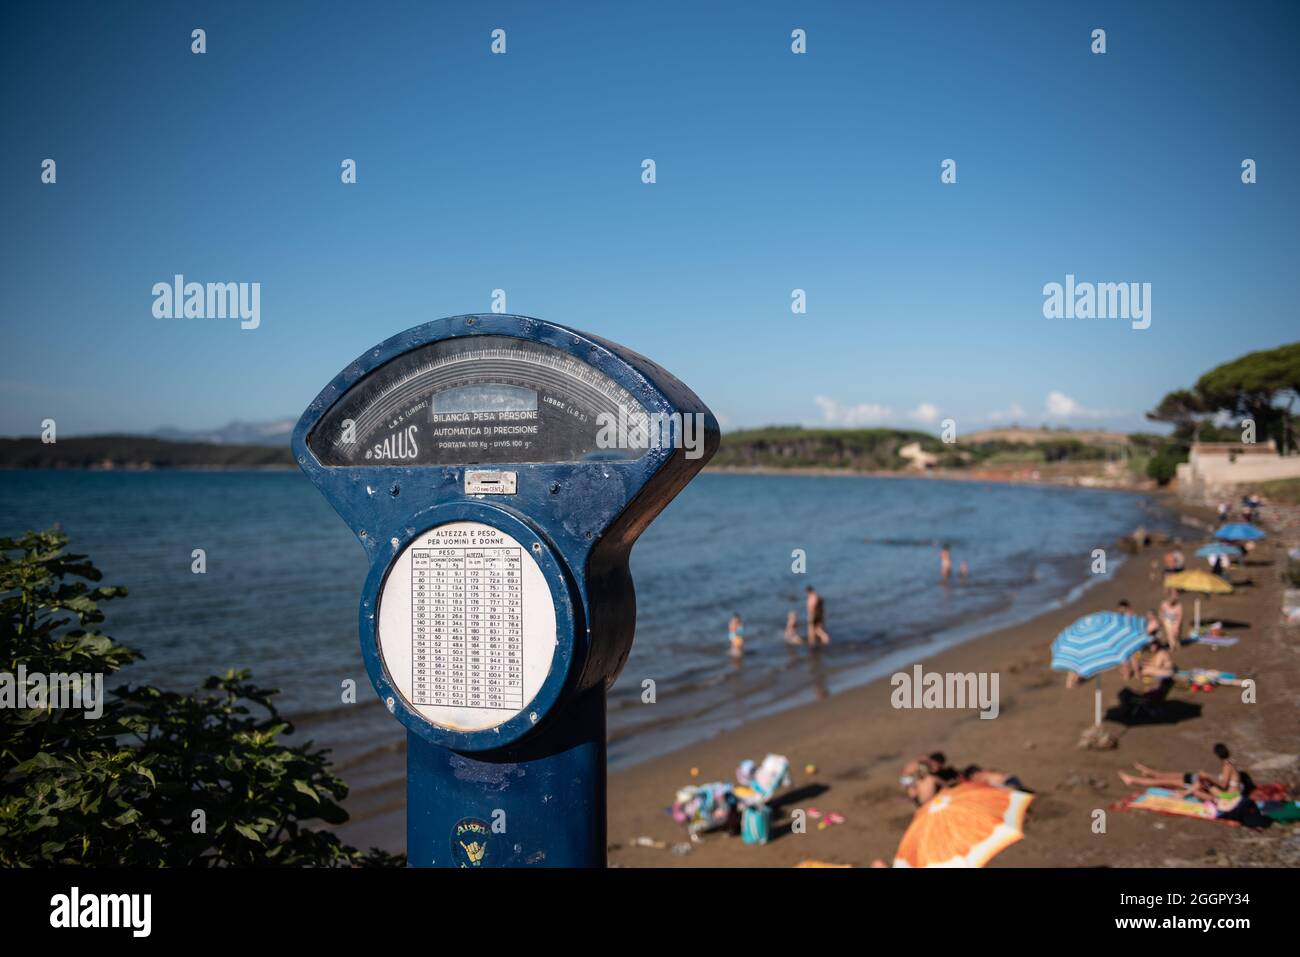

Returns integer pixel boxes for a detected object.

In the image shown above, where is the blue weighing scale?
[292,314,717,866]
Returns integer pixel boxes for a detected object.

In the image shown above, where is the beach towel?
[1248,781,1291,803]
[795,860,852,868]
[1175,669,1244,687]
[1116,788,1240,827]
[1259,801,1300,823]
[1186,634,1238,648]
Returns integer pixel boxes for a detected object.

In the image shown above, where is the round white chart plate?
[378,521,557,732]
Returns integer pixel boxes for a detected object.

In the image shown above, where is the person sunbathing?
[899,753,963,806]
[901,752,959,783]
[960,765,1027,791]
[1117,743,1247,805]
[900,763,945,806]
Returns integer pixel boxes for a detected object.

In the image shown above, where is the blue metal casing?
[292,314,717,866]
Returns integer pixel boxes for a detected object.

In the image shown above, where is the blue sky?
[3,0,1297,437]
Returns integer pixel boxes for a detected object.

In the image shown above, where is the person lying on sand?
[960,765,1027,791]
[900,764,1028,807]
[900,763,945,806]
[900,753,1027,805]
[1118,744,1253,820]
[901,752,960,783]
[899,754,949,805]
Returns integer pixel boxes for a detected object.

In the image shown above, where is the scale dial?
[307,335,649,466]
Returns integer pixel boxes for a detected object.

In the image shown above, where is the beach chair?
[1117,677,1173,721]
[747,754,791,805]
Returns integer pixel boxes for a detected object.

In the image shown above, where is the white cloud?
[814,395,893,427]
[909,402,941,424]
[1046,391,1082,417]
[1044,390,1112,420]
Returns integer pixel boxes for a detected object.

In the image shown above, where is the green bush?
[1146,447,1186,486]
[0,529,402,867]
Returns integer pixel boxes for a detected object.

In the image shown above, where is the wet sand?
[607,517,1300,868]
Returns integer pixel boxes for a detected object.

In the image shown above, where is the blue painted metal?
[408,685,607,867]
[292,314,717,867]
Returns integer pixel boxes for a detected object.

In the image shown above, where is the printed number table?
[410,547,523,710]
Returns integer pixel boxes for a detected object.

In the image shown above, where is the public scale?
[292,314,717,867]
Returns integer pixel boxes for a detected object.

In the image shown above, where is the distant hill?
[711,425,1142,474]
[0,424,1140,474]
[961,427,1131,446]
[712,426,948,471]
[152,418,294,446]
[0,436,294,469]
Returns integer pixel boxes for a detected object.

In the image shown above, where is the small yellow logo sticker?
[452,818,491,867]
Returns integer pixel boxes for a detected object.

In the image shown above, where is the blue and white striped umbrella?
[1051,612,1149,679]
[1215,523,1265,542]
[1195,542,1242,558]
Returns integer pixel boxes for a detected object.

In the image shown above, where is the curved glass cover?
[308,336,649,466]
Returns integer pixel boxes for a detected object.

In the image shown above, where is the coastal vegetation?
[0,436,294,470]
[1143,341,1300,484]
[0,530,400,866]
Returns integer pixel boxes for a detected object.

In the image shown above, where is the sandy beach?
[606,501,1300,868]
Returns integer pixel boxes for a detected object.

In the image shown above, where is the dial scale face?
[308,336,648,467]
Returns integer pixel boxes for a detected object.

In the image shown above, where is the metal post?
[406,684,607,867]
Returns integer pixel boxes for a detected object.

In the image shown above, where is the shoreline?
[606,499,1300,867]
[604,543,1150,770]
[1,462,1158,493]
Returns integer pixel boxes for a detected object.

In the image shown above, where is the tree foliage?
[0,529,402,867]
[1149,342,1300,452]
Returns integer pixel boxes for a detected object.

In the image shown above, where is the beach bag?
[741,806,771,845]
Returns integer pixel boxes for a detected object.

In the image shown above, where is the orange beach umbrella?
[894,782,1033,868]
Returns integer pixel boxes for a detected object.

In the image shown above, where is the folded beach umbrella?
[1052,612,1149,726]
[894,783,1033,868]
[1215,523,1265,542]
[1195,542,1242,558]
[1164,569,1233,633]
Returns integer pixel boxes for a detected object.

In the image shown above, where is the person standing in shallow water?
[783,609,802,646]
[939,543,952,581]
[727,613,745,658]
[805,586,830,646]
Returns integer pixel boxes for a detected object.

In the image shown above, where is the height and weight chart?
[378,520,558,733]
[410,546,523,710]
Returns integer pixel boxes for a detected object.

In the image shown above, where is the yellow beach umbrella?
[1164,570,1233,633]
[894,783,1033,868]
[1164,570,1233,594]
